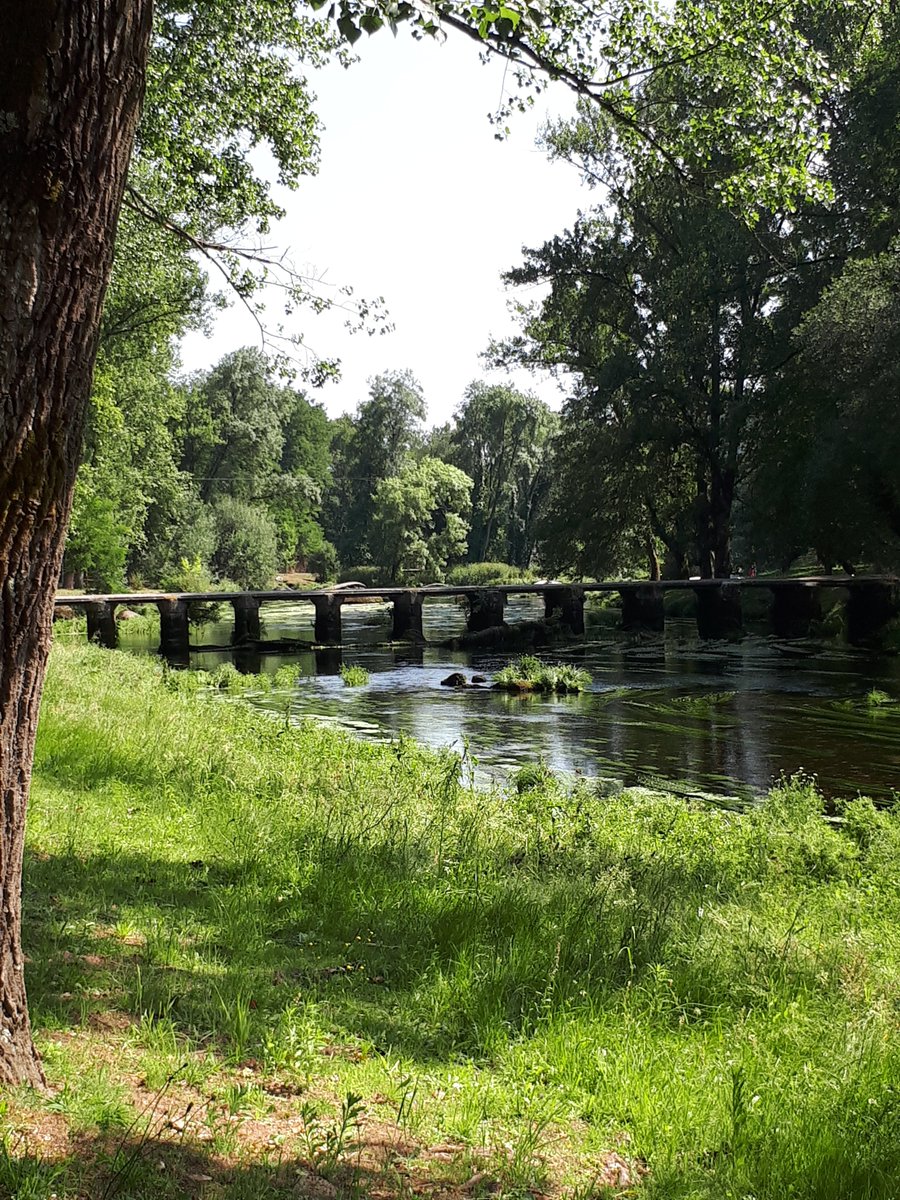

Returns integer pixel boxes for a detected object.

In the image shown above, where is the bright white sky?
[178,28,588,426]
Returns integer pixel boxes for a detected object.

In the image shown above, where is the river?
[116,594,900,802]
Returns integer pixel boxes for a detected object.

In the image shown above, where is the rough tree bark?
[0,1,152,1087]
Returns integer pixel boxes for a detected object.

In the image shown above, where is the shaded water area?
[118,595,900,802]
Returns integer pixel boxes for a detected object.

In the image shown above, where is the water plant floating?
[493,655,591,694]
[340,664,370,687]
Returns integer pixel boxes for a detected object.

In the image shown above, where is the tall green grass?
[16,642,900,1198]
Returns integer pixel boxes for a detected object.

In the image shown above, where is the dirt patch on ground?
[5,1026,645,1200]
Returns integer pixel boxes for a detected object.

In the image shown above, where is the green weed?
[340,663,370,687]
[299,1092,365,1179]
[494,655,591,694]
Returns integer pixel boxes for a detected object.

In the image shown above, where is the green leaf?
[337,14,363,45]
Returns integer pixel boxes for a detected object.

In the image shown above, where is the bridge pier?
[393,642,425,668]
[392,590,425,641]
[313,594,343,644]
[619,585,664,632]
[157,598,190,657]
[543,586,585,635]
[314,647,343,675]
[694,584,743,639]
[466,588,505,632]
[846,582,900,646]
[232,595,261,644]
[233,645,263,675]
[770,584,822,638]
[86,600,118,649]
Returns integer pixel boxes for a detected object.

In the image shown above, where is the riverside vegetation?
[4,641,900,1199]
[494,657,592,695]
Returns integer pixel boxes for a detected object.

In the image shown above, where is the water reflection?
[116,596,900,801]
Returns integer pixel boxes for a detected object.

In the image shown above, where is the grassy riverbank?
[5,643,900,1198]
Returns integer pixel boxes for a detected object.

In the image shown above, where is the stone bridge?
[55,576,900,655]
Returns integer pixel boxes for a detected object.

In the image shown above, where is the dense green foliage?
[492,3,900,579]
[68,348,334,590]
[9,641,900,1196]
[63,1,891,591]
[445,384,557,567]
[749,253,900,572]
[63,4,900,590]
[68,348,562,589]
[370,456,473,583]
[321,377,555,581]
[445,561,536,586]
[324,371,428,570]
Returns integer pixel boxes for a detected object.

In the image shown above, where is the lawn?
[4,641,900,1199]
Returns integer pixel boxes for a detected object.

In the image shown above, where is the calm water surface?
[120,595,900,801]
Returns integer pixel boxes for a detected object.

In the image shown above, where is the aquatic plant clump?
[340,663,370,687]
[494,654,591,694]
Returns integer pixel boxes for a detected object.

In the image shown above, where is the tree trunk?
[645,533,661,581]
[0,0,152,1087]
[710,467,735,578]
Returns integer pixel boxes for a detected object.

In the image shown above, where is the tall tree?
[449,382,556,566]
[64,195,207,589]
[323,370,426,566]
[749,253,900,572]
[370,455,472,582]
[0,0,851,1086]
[497,144,805,577]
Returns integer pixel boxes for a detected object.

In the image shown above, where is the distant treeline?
[64,348,558,590]
[67,9,900,589]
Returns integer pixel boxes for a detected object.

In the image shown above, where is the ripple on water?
[116,604,900,801]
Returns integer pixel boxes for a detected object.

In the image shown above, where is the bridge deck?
[53,575,900,607]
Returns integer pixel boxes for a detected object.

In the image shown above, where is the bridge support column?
[619,585,664,632]
[770,584,822,638]
[846,582,900,646]
[157,598,190,657]
[466,588,505,632]
[314,647,343,675]
[313,594,343,645]
[232,595,261,644]
[543,586,585,635]
[233,645,263,675]
[694,583,743,639]
[392,591,425,641]
[85,601,118,649]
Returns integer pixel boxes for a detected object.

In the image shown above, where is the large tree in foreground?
[0,0,846,1085]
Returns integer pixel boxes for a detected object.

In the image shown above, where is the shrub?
[307,541,340,583]
[159,555,214,594]
[446,562,536,587]
[211,498,279,589]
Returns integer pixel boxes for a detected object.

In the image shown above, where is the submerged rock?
[446,618,563,650]
[441,672,468,688]
[471,674,488,684]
